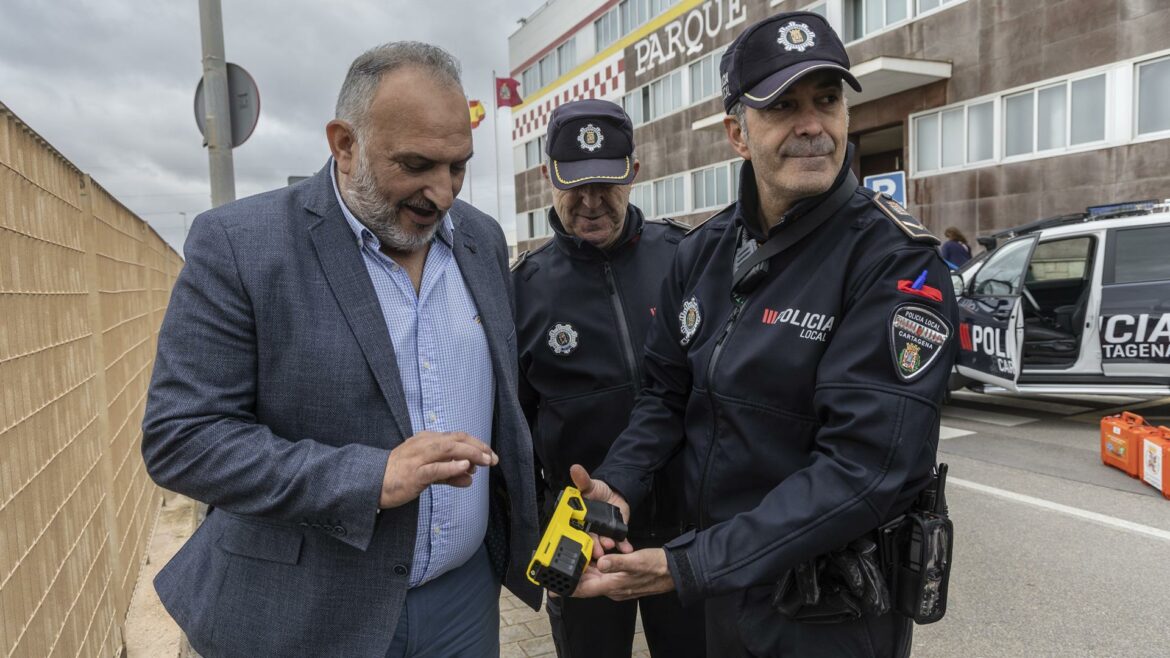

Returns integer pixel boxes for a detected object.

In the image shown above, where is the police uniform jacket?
[513,204,689,539]
[593,153,959,606]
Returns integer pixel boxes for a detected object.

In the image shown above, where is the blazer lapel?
[303,166,414,442]
[449,209,514,396]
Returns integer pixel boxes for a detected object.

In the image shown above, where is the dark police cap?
[545,99,636,190]
[719,11,862,114]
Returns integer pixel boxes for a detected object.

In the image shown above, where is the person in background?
[941,226,972,269]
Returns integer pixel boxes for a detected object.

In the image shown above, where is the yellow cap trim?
[552,156,632,186]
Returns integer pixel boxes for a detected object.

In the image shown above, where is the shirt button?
[427,411,437,423]
[394,564,408,576]
[422,360,432,370]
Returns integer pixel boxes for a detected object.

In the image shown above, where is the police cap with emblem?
[720,11,862,114]
[545,99,636,190]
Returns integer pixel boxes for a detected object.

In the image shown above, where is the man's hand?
[573,548,676,601]
[570,464,633,557]
[380,431,497,509]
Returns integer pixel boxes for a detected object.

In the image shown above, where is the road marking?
[939,425,974,440]
[949,477,1170,544]
[942,407,1037,427]
[950,390,1091,415]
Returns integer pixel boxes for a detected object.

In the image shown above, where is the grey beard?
[344,152,439,253]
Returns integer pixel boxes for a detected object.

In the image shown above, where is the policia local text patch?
[889,304,951,381]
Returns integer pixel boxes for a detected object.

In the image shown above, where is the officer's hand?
[380,431,497,509]
[570,464,633,558]
[573,548,675,600]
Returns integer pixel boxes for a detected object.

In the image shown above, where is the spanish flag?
[469,99,486,129]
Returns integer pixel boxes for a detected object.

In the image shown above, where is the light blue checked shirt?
[331,165,493,587]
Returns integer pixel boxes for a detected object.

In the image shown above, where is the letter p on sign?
[863,171,906,207]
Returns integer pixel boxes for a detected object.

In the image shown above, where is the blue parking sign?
[863,171,906,207]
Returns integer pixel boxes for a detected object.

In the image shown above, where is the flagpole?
[492,69,503,224]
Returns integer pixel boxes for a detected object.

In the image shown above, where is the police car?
[949,200,1170,396]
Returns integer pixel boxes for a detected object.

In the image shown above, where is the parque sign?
[632,0,748,77]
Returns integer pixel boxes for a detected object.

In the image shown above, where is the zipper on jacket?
[603,261,641,388]
[696,296,745,529]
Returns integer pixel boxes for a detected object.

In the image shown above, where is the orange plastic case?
[1139,430,1170,500]
[1100,412,1160,478]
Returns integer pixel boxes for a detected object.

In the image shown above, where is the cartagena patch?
[889,304,951,381]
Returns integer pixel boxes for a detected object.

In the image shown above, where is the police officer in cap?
[568,12,958,657]
[512,99,706,657]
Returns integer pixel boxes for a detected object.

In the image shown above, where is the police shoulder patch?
[864,189,940,246]
[889,303,951,381]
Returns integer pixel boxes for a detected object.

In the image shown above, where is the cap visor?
[550,156,635,190]
[740,61,862,109]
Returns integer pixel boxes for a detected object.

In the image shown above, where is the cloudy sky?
[0,0,544,254]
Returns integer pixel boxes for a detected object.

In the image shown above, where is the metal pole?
[492,70,503,222]
[199,0,236,207]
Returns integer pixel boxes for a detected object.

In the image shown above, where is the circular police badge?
[577,124,604,152]
[547,323,579,355]
[679,296,702,346]
[777,22,816,52]
[889,304,951,381]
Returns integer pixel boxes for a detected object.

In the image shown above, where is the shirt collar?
[329,158,454,250]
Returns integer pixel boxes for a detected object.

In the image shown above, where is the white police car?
[950,200,1170,396]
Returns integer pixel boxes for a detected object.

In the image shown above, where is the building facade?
[508,0,1170,252]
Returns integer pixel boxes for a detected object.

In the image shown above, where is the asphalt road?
[913,392,1170,657]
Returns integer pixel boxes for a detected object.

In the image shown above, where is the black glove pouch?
[770,537,892,624]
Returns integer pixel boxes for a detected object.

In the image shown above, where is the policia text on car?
[568,11,959,658]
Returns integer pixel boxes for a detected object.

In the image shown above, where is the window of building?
[653,175,685,217]
[1003,90,1033,157]
[630,182,653,215]
[595,9,621,50]
[557,39,576,76]
[538,53,557,89]
[915,113,940,172]
[966,101,994,163]
[730,159,744,199]
[1137,56,1170,136]
[1036,83,1067,151]
[621,91,644,125]
[846,0,961,41]
[525,136,544,170]
[1071,75,1106,144]
[940,108,964,168]
[521,66,539,94]
[624,69,684,126]
[689,48,725,103]
[594,0,676,50]
[692,165,731,211]
[913,68,1119,176]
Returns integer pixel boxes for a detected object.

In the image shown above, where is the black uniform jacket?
[593,155,959,605]
[513,205,689,539]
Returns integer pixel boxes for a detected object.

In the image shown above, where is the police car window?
[1027,237,1091,282]
[972,238,1033,296]
[1111,225,1170,285]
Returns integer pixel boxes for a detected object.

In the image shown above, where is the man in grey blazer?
[142,41,541,657]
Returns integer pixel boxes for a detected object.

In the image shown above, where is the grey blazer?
[142,162,541,657]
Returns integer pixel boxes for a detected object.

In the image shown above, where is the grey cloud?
[0,0,535,254]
